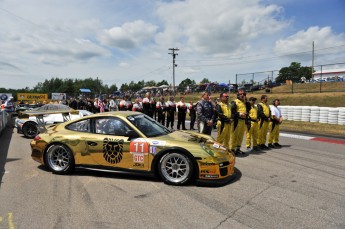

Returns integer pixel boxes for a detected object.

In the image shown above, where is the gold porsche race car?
[30,111,236,186]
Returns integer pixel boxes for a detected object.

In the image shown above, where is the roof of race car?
[83,111,143,118]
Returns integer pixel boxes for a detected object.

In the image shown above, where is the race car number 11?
[130,142,149,154]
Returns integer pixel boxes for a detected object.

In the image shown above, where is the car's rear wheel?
[22,122,38,138]
[158,152,193,185]
[45,144,75,174]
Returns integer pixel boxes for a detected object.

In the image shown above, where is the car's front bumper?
[196,169,238,186]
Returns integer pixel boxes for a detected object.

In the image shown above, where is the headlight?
[200,142,214,156]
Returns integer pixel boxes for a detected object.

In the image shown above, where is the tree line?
[1,62,311,97]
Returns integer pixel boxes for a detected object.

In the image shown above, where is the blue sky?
[0,0,344,89]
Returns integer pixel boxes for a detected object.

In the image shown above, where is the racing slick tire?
[158,152,193,185]
[22,122,38,138]
[45,144,75,175]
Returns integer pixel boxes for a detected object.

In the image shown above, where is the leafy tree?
[145,80,156,87]
[276,62,313,83]
[109,84,118,93]
[157,80,169,86]
[178,78,196,91]
[200,78,210,84]
[120,83,129,92]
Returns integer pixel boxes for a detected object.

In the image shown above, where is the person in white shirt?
[268,99,283,148]
[142,92,152,116]
[108,97,118,111]
[156,96,166,125]
[118,97,128,111]
[166,96,176,129]
[176,96,187,130]
[132,98,143,112]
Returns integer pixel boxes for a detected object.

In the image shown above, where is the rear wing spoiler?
[19,109,79,132]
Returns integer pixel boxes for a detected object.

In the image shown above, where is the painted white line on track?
[280,133,314,140]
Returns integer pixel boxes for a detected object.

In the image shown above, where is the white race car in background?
[15,104,92,138]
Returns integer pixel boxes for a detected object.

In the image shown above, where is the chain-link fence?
[235,62,345,93]
[235,70,278,93]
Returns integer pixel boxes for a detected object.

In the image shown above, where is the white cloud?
[0,0,344,89]
[155,0,288,55]
[99,20,158,50]
[275,26,345,63]
[275,26,345,52]
[119,62,129,67]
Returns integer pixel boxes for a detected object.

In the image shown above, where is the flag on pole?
[98,95,105,112]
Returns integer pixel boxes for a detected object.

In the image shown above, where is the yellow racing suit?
[246,104,259,148]
[257,102,271,146]
[230,99,246,151]
[216,101,231,150]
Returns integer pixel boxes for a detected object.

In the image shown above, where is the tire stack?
[292,106,302,121]
[338,108,345,125]
[310,106,320,123]
[327,108,338,125]
[287,106,294,121]
[319,107,329,124]
[279,106,288,120]
[301,106,311,122]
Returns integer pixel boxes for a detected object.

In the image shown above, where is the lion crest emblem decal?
[103,138,124,164]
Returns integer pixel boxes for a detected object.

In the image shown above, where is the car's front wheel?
[45,144,75,174]
[22,122,38,138]
[158,152,193,185]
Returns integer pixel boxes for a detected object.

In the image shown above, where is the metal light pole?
[168,48,179,93]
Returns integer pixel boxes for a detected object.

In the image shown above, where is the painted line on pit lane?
[280,133,314,140]
[280,133,345,145]
[311,137,345,145]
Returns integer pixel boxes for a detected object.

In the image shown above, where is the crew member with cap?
[257,95,271,149]
[268,99,283,148]
[246,97,259,151]
[188,101,197,130]
[176,96,187,130]
[166,96,176,129]
[230,90,247,155]
[150,98,156,119]
[156,96,167,125]
[216,92,232,150]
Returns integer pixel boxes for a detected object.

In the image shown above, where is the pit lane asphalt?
[1,121,345,229]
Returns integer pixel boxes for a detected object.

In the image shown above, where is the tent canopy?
[80,88,91,93]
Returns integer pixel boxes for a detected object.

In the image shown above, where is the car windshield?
[33,104,72,111]
[127,114,171,137]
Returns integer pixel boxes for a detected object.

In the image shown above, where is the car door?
[88,117,150,171]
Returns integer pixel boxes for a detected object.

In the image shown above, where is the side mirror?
[125,130,139,139]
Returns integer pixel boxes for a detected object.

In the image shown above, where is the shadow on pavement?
[36,165,242,188]
[37,165,162,183]
[0,116,15,189]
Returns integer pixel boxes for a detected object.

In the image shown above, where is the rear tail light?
[34,135,41,141]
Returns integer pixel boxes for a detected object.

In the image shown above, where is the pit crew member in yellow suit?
[216,93,232,150]
[230,90,247,156]
[246,97,260,151]
[268,99,283,148]
[257,95,271,150]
